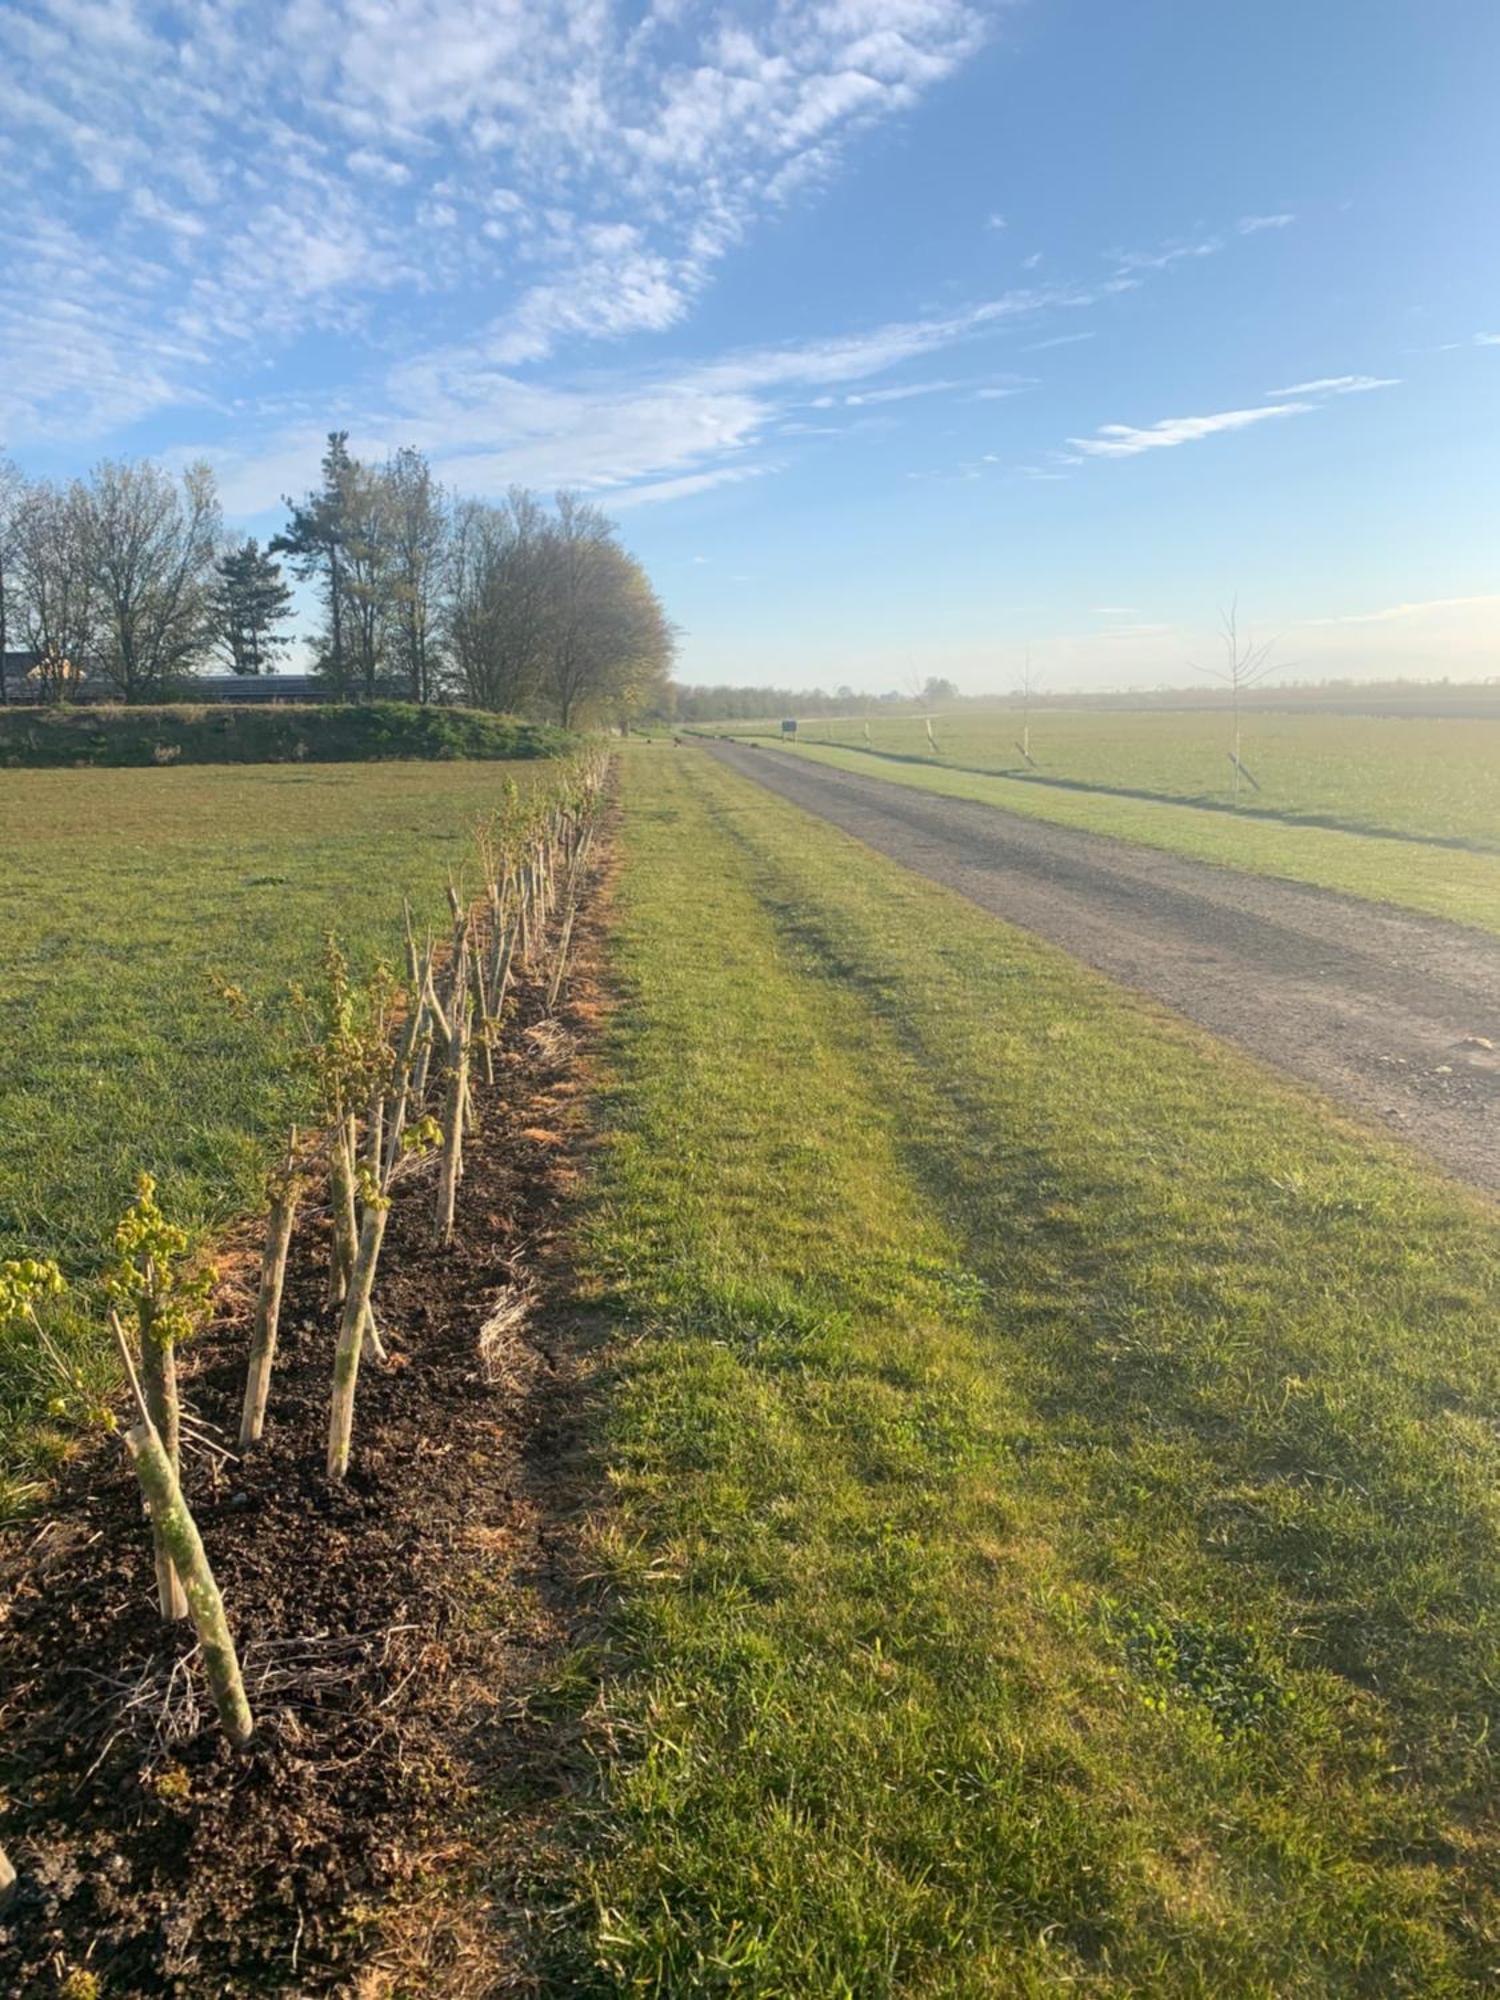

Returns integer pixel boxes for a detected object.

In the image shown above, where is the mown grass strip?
[716,737,1500,937]
[553,745,1500,1995]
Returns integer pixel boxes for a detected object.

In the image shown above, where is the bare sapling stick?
[332,1113,361,1305]
[492,925,517,1026]
[547,903,578,1014]
[137,1302,188,1622]
[326,1192,391,1480]
[435,961,468,1245]
[518,868,533,970]
[382,987,426,1184]
[109,1313,253,1746]
[470,935,496,1086]
[239,1131,301,1449]
[123,1421,255,1748]
[364,1081,384,1181]
[408,946,444,1114]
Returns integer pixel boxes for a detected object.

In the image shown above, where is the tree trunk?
[124,1420,254,1748]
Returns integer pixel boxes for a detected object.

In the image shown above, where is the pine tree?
[211,539,294,675]
[272,432,354,697]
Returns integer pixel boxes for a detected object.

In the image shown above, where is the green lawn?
[0,758,550,1498]
[707,736,1500,936]
[545,744,1500,1995]
[721,707,1500,851]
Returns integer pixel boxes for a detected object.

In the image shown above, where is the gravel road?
[706,741,1500,1196]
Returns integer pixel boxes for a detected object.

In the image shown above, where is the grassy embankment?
[705,721,1500,935]
[544,744,1500,1994]
[0,758,553,1505]
[0,699,565,767]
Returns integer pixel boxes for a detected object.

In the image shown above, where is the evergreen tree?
[272,432,354,697]
[211,538,294,674]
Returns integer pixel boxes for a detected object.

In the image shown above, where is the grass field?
[0,758,550,1498]
[548,745,1500,1994]
[716,708,1500,852]
[704,732,1500,936]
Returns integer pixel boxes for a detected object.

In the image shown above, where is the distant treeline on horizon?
[663,676,1500,724]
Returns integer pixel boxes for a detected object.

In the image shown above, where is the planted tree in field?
[212,538,294,675]
[105,1175,214,1620]
[1015,650,1041,767]
[1192,600,1280,801]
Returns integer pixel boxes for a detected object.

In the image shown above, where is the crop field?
[709,711,1500,935]
[0,758,551,1498]
[546,745,1500,1992]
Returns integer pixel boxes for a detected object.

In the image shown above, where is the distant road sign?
[781,718,798,737]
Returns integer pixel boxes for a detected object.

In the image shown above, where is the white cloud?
[0,0,994,441]
[1474,333,1500,347]
[843,378,962,406]
[1024,330,1093,351]
[1302,593,1500,627]
[347,149,411,186]
[1237,212,1295,233]
[1070,402,1313,459]
[1267,374,1399,396]
[1109,236,1221,274]
[610,463,775,508]
[986,212,1007,230]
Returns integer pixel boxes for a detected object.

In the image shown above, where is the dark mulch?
[0,873,612,1998]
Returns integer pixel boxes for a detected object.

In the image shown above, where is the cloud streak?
[1267,374,1399,396]
[1069,402,1313,459]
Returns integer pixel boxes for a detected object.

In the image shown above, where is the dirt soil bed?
[0,866,611,1997]
[707,742,1500,1196]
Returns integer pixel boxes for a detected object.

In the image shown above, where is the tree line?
[661,676,959,723]
[0,433,673,725]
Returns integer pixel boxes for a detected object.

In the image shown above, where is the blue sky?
[3,0,1498,690]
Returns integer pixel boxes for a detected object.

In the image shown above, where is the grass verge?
[708,736,1500,936]
[547,744,1500,1994]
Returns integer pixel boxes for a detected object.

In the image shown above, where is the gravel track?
[706,741,1500,1197]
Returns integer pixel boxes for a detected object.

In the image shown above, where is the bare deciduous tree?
[0,455,24,706]
[78,459,221,701]
[383,445,446,704]
[1192,599,1280,800]
[12,478,97,700]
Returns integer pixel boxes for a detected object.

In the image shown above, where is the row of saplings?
[0,753,607,1907]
